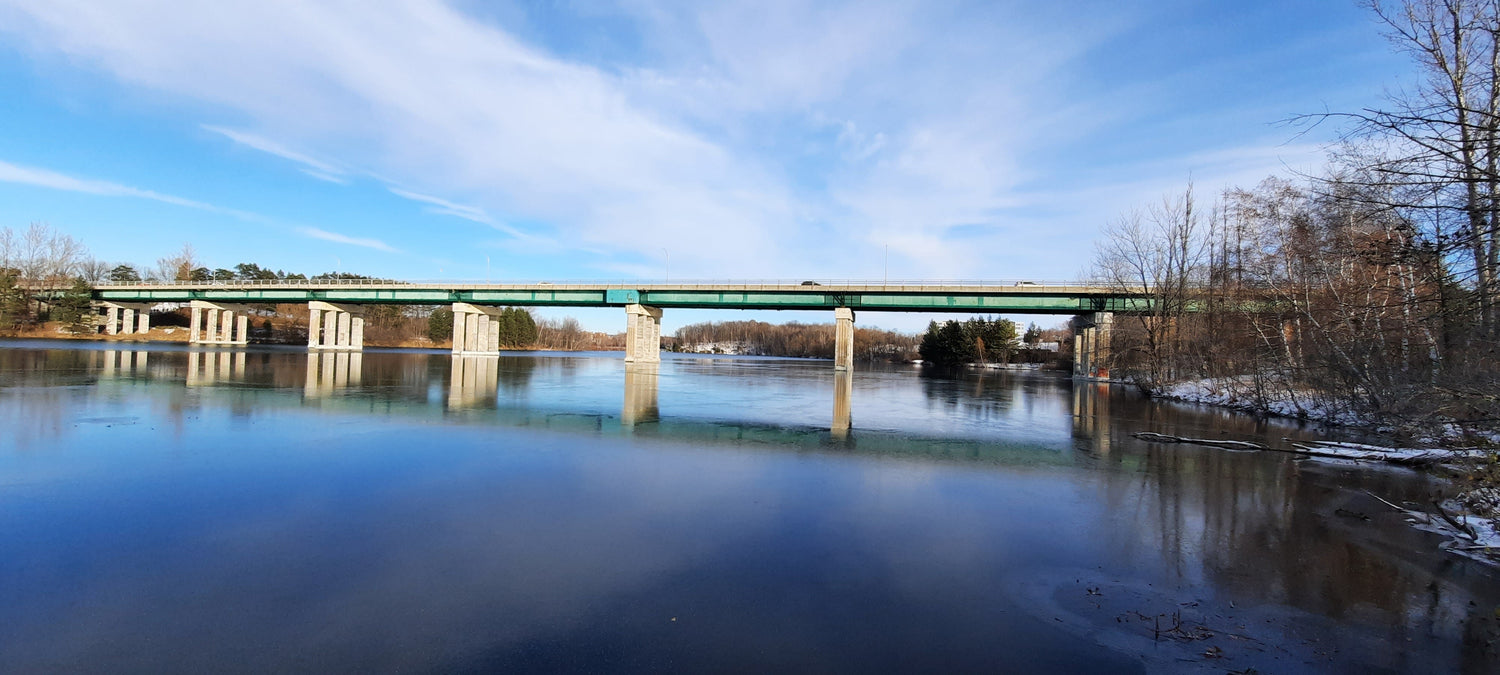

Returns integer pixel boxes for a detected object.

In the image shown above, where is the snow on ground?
[1157,377,1369,426]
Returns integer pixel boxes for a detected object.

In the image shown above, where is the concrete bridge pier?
[623,304,662,364]
[307,301,364,351]
[451,303,502,355]
[97,302,153,336]
[1073,311,1113,379]
[834,307,855,371]
[189,301,251,346]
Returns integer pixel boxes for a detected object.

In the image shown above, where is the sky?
[0,0,1412,332]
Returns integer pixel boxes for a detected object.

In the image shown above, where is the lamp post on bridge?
[662,248,669,284]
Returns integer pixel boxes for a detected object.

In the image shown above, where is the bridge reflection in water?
[55,346,1141,458]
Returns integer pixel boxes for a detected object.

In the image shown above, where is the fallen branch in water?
[1431,500,1479,541]
[1130,432,1465,467]
[1131,432,1267,451]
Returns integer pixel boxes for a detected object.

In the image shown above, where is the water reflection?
[186,350,247,387]
[831,370,852,439]
[98,349,150,378]
[1,341,1497,672]
[621,362,659,426]
[1071,380,1111,455]
[447,355,496,408]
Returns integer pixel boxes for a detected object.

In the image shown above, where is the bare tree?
[155,243,199,282]
[1092,184,1211,385]
[1320,1,1500,338]
[77,258,110,284]
[3,223,88,283]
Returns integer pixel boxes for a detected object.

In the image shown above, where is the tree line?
[672,319,921,361]
[1091,0,1498,437]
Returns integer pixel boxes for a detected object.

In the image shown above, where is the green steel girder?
[93,285,1152,314]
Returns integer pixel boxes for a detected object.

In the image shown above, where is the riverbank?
[1139,376,1500,565]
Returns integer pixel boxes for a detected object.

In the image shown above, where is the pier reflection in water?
[305,350,363,397]
[1,341,1498,673]
[622,362,659,426]
[832,370,852,439]
[186,350,247,387]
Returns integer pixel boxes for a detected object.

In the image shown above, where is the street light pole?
[662,248,670,283]
[884,244,888,286]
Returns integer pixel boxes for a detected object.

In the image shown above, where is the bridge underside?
[92,283,1141,377]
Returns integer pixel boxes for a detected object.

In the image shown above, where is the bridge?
[88,280,1146,376]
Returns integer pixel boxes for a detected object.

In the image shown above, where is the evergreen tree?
[53,278,95,334]
[107,264,141,283]
[428,307,454,342]
[0,269,30,330]
[1023,322,1042,345]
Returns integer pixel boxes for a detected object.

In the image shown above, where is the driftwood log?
[1130,432,1472,467]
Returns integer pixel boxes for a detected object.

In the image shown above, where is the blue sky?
[0,1,1410,332]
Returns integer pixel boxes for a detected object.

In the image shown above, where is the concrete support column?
[308,308,323,349]
[191,305,203,343]
[464,312,478,354]
[122,308,137,335]
[205,309,219,343]
[833,307,855,371]
[236,314,249,344]
[221,309,235,342]
[452,310,467,353]
[623,304,662,364]
[136,309,151,334]
[475,314,490,356]
[1093,312,1112,378]
[307,301,365,351]
[105,306,120,335]
[1073,332,1086,376]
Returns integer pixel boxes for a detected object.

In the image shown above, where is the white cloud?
[0,158,261,220]
[298,226,399,253]
[204,125,347,179]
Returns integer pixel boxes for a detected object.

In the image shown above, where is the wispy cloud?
[0,158,261,220]
[203,125,349,183]
[298,226,398,253]
[388,186,540,240]
[387,187,492,225]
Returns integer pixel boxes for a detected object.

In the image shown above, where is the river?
[1,340,1496,673]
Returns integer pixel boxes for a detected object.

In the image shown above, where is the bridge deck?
[92,280,1147,314]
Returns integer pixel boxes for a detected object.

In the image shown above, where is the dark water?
[1,340,1497,673]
